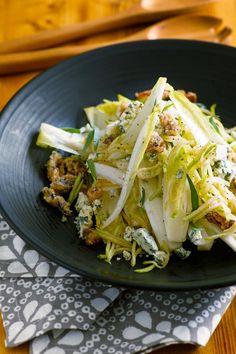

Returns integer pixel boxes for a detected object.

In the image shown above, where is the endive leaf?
[170,91,226,146]
[102,109,159,228]
[123,77,167,145]
[36,123,85,154]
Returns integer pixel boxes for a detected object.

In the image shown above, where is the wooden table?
[0,0,235,353]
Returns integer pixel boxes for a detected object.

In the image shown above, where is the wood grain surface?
[0,0,235,353]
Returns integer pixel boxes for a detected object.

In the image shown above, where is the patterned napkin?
[0,213,235,354]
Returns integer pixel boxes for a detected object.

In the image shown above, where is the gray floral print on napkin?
[28,286,235,354]
[0,213,235,354]
[0,277,121,347]
[0,214,76,278]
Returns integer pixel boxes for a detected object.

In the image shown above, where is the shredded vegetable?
[37,76,236,272]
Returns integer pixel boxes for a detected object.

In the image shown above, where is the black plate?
[0,40,236,290]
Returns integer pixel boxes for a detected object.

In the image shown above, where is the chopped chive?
[140,187,146,208]
[68,174,83,204]
[93,126,100,150]
[83,129,94,153]
[187,175,199,211]
[210,103,217,116]
[87,159,97,182]
[62,128,81,133]
[209,117,221,135]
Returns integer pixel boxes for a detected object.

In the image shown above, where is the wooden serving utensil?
[0,14,230,76]
[125,14,223,40]
[0,0,216,54]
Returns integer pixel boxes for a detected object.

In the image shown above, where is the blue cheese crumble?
[188,225,203,245]
[75,192,93,239]
[123,226,168,265]
[124,226,135,241]
[92,199,102,213]
[75,192,90,211]
[133,228,159,257]
[213,145,236,180]
[123,250,131,261]
[154,250,169,267]
[118,101,143,133]
[174,247,191,259]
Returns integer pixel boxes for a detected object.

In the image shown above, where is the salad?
[36,77,236,272]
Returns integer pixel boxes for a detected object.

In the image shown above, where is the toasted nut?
[87,186,103,201]
[206,211,234,230]
[159,113,180,136]
[230,177,236,194]
[84,229,101,246]
[147,132,165,153]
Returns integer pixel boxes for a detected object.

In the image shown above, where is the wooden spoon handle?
[0,0,216,54]
[0,11,143,55]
